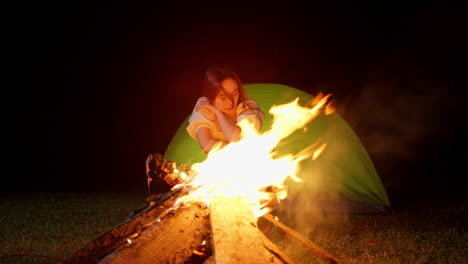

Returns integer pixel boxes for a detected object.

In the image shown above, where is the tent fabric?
[164,83,390,208]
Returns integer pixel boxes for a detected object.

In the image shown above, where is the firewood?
[261,214,343,264]
[59,152,342,264]
[146,153,189,195]
[98,202,210,264]
[58,189,184,264]
[209,195,296,264]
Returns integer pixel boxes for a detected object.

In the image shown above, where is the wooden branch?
[261,214,343,264]
[58,189,183,264]
[210,195,296,264]
[98,203,210,264]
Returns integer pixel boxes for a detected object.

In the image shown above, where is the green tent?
[164,83,390,212]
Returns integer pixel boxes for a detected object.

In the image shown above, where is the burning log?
[59,189,342,264]
[209,195,295,264]
[60,94,349,263]
[98,202,210,264]
[60,155,342,263]
[145,153,190,196]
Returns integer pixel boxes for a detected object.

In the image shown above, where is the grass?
[0,192,147,264]
[265,200,468,264]
[0,192,466,264]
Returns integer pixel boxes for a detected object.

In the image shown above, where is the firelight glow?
[175,94,333,218]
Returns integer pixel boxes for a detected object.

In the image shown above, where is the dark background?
[3,2,467,206]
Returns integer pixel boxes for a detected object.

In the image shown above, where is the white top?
[186,97,265,142]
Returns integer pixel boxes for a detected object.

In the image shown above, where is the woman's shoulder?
[237,97,264,118]
[189,97,215,122]
[196,97,209,104]
[243,98,260,109]
[192,97,208,109]
[244,97,257,103]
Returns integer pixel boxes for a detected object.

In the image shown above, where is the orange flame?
[175,94,332,217]
[192,249,208,257]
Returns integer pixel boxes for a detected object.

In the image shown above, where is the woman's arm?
[213,110,241,142]
[194,103,241,153]
[196,127,227,153]
[201,104,240,142]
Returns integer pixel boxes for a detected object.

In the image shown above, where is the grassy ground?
[264,195,468,264]
[0,192,466,264]
[0,192,147,264]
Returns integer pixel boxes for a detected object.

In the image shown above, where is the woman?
[186,66,265,153]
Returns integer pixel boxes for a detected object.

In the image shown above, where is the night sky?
[3,2,467,203]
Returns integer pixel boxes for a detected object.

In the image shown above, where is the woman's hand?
[194,99,240,143]
[197,104,219,115]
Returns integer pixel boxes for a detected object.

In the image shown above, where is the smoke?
[275,171,349,240]
[344,63,463,159]
[267,55,465,237]
[334,4,468,167]
[256,4,468,238]
[332,56,465,197]
[339,81,445,161]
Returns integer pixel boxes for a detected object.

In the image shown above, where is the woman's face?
[213,78,239,116]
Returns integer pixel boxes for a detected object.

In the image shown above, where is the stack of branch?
[59,156,343,264]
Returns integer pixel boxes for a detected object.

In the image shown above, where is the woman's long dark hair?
[202,65,247,108]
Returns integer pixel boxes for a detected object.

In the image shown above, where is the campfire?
[59,94,343,264]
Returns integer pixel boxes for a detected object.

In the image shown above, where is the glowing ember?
[175,94,333,217]
[192,249,207,257]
